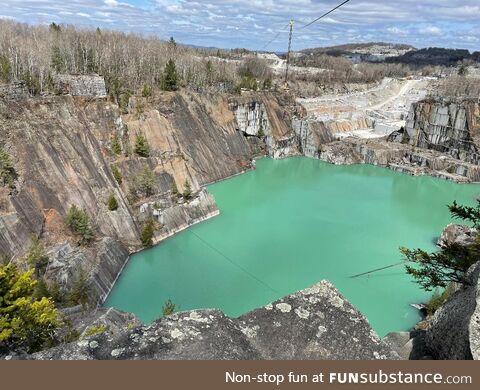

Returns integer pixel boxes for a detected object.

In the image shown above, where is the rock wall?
[313,137,480,183]
[405,99,480,163]
[54,74,107,98]
[231,92,300,159]
[0,88,288,299]
[22,281,398,360]
[0,96,140,259]
[0,81,29,100]
[425,261,480,360]
[293,119,336,158]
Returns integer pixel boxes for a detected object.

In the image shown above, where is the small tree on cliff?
[24,237,49,277]
[140,219,155,248]
[107,193,119,211]
[134,132,150,157]
[402,200,480,290]
[161,59,179,91]
[162,299,176,316]
[183,180,192,200]
[110,133,122,155]
[65,205,95,244]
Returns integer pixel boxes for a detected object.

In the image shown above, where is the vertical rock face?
[231,93,300,159]
[1,88,292,296]
[405,99,480,163]
[293,119,336,158]
[425,262,480,360]
[0,96,140,258]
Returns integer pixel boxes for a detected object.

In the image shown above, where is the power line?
[189,230,280,295]
[301,0,352,29]
[261,22,291,51]
[349,261,405,278]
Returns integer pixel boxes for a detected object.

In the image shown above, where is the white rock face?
[54,74,107,98]
[234,102,271,137]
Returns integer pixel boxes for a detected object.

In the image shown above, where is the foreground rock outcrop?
[22,281,398,360]
[425,261,480,360]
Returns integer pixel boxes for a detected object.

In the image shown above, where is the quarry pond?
[105,157,480,337]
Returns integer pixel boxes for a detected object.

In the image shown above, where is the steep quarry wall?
[405,99,480,163]
[231,92,300,159]
[0,96,140,259]
[0,87,290,301]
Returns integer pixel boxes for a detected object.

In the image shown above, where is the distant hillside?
[299,42,415,64]
[301,42,415,55]
[386,47,480,66]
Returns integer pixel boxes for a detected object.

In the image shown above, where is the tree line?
[0,20,248,96]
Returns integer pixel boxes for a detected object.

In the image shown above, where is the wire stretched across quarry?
[189,230,280,295]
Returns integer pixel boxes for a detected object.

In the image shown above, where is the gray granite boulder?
[23,280,398,360]
[238,281,398,360]
[437,224,476,248]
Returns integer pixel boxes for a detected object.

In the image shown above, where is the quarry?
[1,23,480,360]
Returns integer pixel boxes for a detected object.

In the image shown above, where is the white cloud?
[387,27,407,36]
[104,0,119,7]
[419,26,443,35]
[0,0,479,51]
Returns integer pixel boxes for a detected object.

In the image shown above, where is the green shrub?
[160,59,179,91]
[403,200,480,290]
[111,164,123,185]
[0,263,61,353]
[0,146,17,189]
[83,324,109,338]
[131,167,156,198]
[118,91,131,113]
[24,237,49,276]
[426,284,455,316]
[238,75,258,91]
[263,78,272,90]
[110,133,122,155]
[65,205,94,244]
[107,193,119,211]
[140,219,155,248]
[257,126,265,138]
[134,132,150,157]
[67,267,90,308]
[183,180,192,200]
[162,299,176,316]
[142,83,152,97]
[171,181,179,196]
[0,54,11,83]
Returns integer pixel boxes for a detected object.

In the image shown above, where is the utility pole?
[284,19,294,87]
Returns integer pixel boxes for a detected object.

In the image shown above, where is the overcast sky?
[1,0,479,51]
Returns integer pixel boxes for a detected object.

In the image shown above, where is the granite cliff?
[0,78,295,304]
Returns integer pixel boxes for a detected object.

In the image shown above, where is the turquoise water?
[105,157,480,336]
